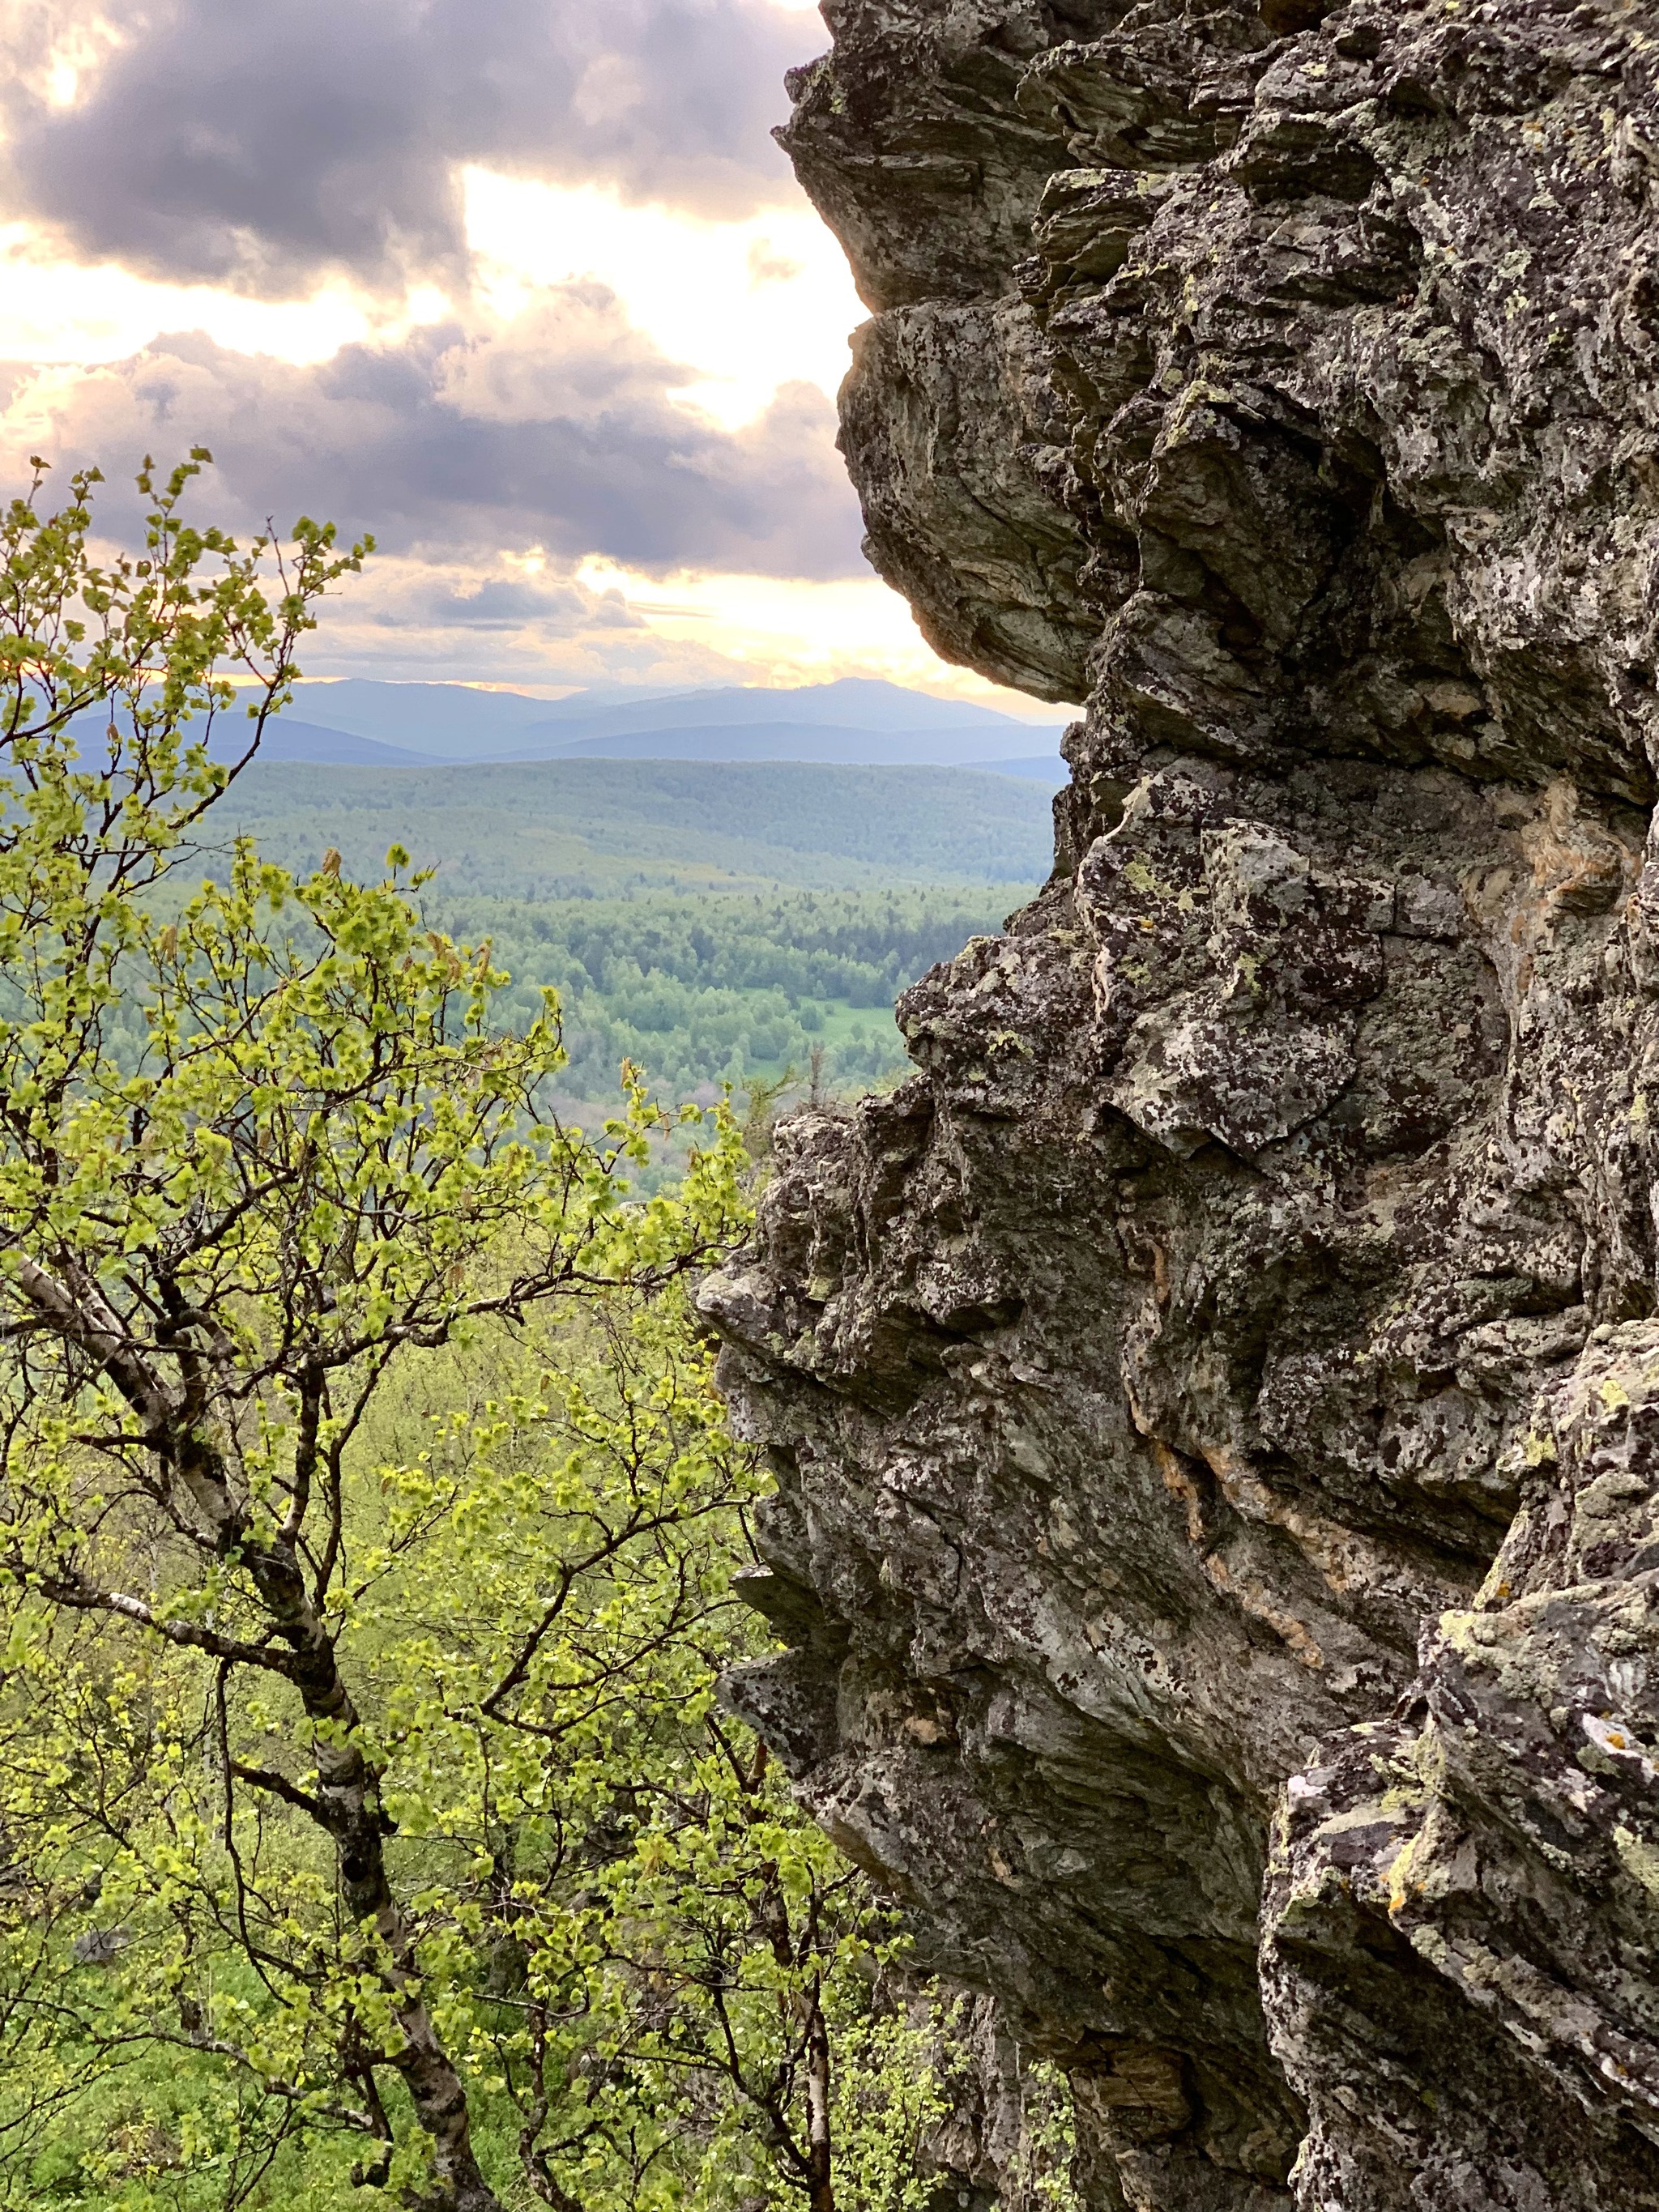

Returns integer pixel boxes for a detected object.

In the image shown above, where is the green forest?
[140,753,1053,1110]
[98,877,1025,1113]
[0,464,1078,2212]
[391,886,1019,1102]
[208,756,1056,900]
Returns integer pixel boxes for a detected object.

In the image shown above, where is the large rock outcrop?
[700,2,1659,2204]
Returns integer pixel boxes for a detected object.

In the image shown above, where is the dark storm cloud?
[2,291,864,580]
[395,576,605,630]
[3,0,816,294]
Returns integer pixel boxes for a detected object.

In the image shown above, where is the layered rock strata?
[701,2,1659,2203]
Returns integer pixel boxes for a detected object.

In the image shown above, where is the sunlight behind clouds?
[569,556,1060,716]
[0,0,1054,705]
[0,225,448,366]
[464,171,862,429]
[15,2,126,113]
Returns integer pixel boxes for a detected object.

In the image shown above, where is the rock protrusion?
[708,2,1659,2204]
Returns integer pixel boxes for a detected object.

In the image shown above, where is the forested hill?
[160,757,1056,1107]
[428,886,1017,1100]
[207,757,1056,897]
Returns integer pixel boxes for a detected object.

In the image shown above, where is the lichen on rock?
[701,2,1659,2203]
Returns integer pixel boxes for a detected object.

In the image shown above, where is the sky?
[0,0,1056,714]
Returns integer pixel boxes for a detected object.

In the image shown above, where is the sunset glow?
[0,0,1056,711]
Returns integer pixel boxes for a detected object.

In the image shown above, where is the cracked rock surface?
[700,2,1659,2203]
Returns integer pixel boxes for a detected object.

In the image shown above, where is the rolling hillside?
[151,756,1057,1113]
[202,757,1057,897]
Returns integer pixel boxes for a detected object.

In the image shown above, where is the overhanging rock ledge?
[698,2,1659,2204]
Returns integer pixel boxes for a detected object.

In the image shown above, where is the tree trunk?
[804,1978,835,2212]
[17,1260,503,2209]
[257,1541,505,2212]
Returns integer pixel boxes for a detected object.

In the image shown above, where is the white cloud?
[0,0,813,293]
[0,0,1064,718]
[272,546,1060,719]
[567,557,1064,714]
[463,172,859,429]
[0,223,447,367]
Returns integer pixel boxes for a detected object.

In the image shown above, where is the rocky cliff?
[699,3,1659,2205]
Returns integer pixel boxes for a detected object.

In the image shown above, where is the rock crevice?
[703,2,1659,2203]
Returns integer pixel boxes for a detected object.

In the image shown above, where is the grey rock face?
[703,2,1659,2203]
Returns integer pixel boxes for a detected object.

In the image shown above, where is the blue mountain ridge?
[286,675,1071,761]
[498,722,1064,768]
[213,719,1065,774]
[58,679,1072,774]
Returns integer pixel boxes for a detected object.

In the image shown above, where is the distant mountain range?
[238,676,1073,777]
[59,676,1073,781]
[481,722,1056,767]
[970,756,1072,780]
[220,719,433,766]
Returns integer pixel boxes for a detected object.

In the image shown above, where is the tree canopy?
[0,458,1081,2212]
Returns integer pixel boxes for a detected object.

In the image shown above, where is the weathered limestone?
[702,2,1659,2202]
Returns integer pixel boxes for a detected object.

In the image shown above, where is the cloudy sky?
[0,0,1041,709]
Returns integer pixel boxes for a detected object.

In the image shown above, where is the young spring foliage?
[0,458,707,2207]
[0,458,1082,2212]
